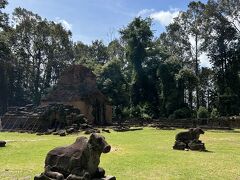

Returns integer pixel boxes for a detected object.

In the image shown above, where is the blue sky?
[5,0,207,44]
[4,0,210,67]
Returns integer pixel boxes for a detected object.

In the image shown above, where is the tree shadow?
[200,149,214,153]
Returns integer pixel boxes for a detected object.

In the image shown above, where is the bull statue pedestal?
[34,134,116,180]
[173,128,206,151]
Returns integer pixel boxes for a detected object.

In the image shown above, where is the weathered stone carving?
[34,134,116,180]
[173,128,206,151]
[176,128,204,144]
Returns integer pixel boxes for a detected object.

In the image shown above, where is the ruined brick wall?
[41,100,95,124]
[41,65,112,125]
[105,105,112,124]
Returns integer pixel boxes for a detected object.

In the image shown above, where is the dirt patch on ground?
[110,146,122,153]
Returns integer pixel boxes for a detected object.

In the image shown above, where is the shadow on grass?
[173,149,214,153]
[201,149,214,153]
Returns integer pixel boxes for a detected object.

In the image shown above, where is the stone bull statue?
[35,133,116,180]
[173,128,206,151]
[176,128,204,144]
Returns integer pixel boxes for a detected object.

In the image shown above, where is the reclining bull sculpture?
[173,128,206,151]
[35,133,115,180]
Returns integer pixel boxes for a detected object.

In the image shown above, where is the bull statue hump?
[35,133,115,180]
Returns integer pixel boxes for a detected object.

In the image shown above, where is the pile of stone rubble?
[0,103,89,134]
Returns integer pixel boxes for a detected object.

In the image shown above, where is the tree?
[218,0,240,34]
[0,34,11,114]
[205,0,239,115]
[160,2,206,110]
[107,39,125,61]
[74,40,109,76]
[90,40,109,65]
[198,67,214,109]
[11,8,74,105]
[0,0,11,114]
[159,58,182,116]
[0,0,8,29]
[178,1,206,109]
[74,41,91,65]
[97,59,129,119]
[176,68,199,109]
[159,22,192,68]
[120,17,153,106]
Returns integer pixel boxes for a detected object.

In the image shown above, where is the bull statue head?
[89,133,111,153]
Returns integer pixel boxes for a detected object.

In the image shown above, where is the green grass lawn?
[0,128,240,180]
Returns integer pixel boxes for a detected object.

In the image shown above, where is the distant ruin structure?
[41,65,112,125]
[1,65,112,132]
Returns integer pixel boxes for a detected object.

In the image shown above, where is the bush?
[121,107,131,119]
[122,103,154,119]
[191,110,197,118]
[130,105,141,118]
[197,106,209,118]
[172,107,192,119]
[210,108,219,119]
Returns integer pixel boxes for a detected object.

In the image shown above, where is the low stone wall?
[154,117,239,129]
[227,116,240,128]
[124,117,238,129]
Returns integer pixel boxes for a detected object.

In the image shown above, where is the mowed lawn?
[0,128,240,180]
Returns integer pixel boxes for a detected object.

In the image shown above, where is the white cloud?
[189,36,212,68]
[136,8,180,27]
[150,9,179,26]
[137,9,155,17]
[199,53,211,68]
[226,15,240,32]
[55,17,72,31]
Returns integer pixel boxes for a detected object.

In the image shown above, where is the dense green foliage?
[210,108,219,118]
[197,106,209,118]
[0,5,73,114]
[0,0,240,119]
[172,107,193,119]
[0,129,240,179]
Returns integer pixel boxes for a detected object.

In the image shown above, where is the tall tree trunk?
[0,63,8,115]
[195,34,199,109]
[34,49,42,105]
[207,89,209,110]
[189,90,193,109]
